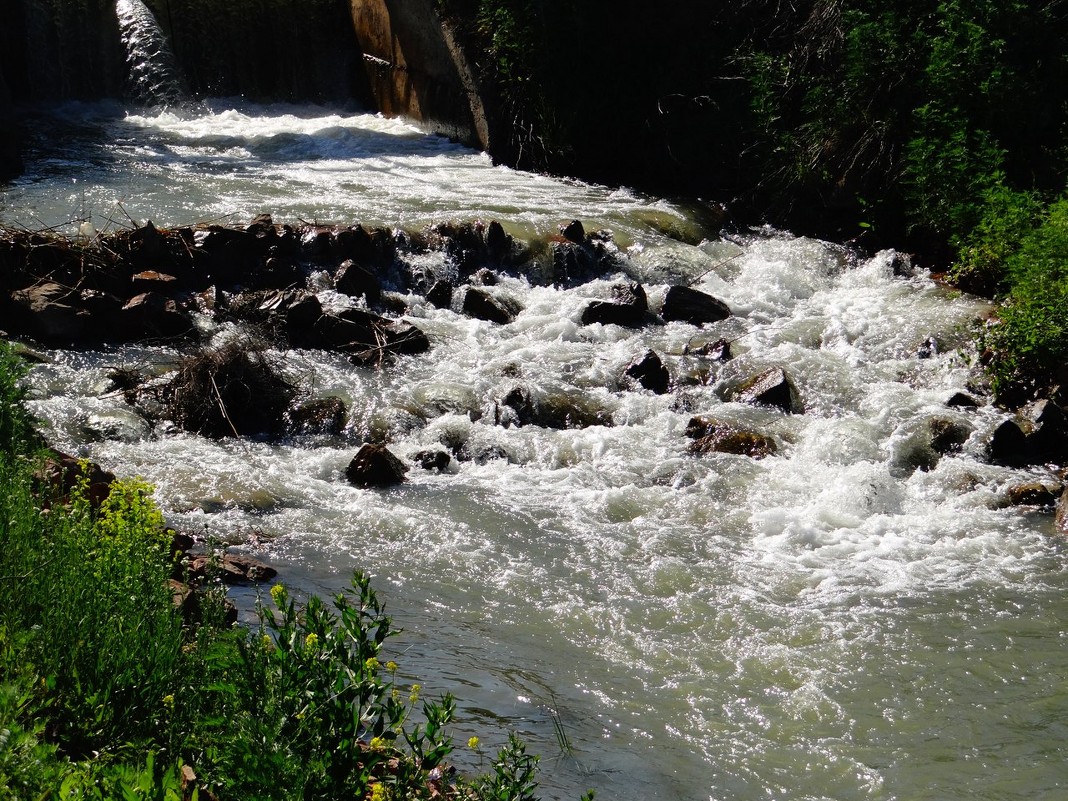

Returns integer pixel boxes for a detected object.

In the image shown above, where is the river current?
[3,101,1068,801]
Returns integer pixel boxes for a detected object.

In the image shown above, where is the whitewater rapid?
[5,102,1068,801]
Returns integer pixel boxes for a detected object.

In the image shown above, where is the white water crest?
[115,0,184,107]
[6,103,1068,801]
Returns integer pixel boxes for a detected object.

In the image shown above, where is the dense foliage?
[0,343,565,799]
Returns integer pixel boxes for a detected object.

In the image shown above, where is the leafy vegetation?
[0,341,567,799]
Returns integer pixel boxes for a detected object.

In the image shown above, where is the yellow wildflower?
[369,736,387,752]
[270,584,285,604]
[162,694,175,710]
[304,632,319,649]
[261,634,273,650]
[386,660,398,673]
[409,683,421,704]
[369,783,387,801]
[468,736,480,750]
[365,656,380,672]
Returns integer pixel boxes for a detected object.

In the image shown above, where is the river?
[3,100,1068,801]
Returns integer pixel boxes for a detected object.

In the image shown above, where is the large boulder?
[731,367,804,414]
[989,419,1029,466]
[661,285,731,325]
[1023,400,1068,464]
[8,282,90,343]
[346,443,408,487]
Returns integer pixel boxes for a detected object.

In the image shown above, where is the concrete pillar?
[349,0,489,151]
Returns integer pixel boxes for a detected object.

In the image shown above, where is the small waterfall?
[115,0,183,107]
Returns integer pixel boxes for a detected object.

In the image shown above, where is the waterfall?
[115,0,183,107]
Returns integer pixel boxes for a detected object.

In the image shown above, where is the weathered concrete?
[349,0,489,150]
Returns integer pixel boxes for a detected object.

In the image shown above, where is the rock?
[345,443,408,487]
[288,397,347,436]
[462,287,520,324]
[426,280,454,309]
[472,267,498,286]
[187,553,278,584]
[1006,483,1061,507]
[732,367,804,414]
[485,220,512,262]
[497,386,612,430]
[929,418,973,455]
[661,285,731,326]
[315,308,430,362]
[1023,399,1068,464]
[9,281,90,342]
[625,350,670,394]
[334,259,382,304]
[561,219,586,243]
[119,292,196,341]
[989,418,1029,466]
[413,448,451,471]
[581,283,648,327]
[946,392,979,408]
[1057,487,1068,535]
[689,337,732,361]
[35,449,116,508]
[685,416,777,459]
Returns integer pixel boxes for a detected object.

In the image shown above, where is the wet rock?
[989,419,1029,466]
[1023,399,1068,464]
[485,220,512,262]
[119,292,196,341]
[685,416,777,459]
[732,367,804,414]
[187,553,278,584]
[1006,482,1061,507]
[426,280,454,309]
[462,287,521,324]
[688,338,732,361]
[1057,487,1068,535]
[581,282,648,327]
[288,397,347,436]
[661,285,731,326]
[929,418,973,455]
[335,259,382,304]
[472,267,498,286]
[561,219,586,243]
[946,392,979,408]
[625,350,670,394]
[551,230,619,287]
[497,385,612,430]
[413,448,451,471]
[194,225,262,287]
[345,443,408,487]
[315,308,430,362]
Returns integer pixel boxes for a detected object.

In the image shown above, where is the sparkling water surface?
[5,101,1068,801]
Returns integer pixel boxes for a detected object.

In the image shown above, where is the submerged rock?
[334,259,382,304]
[413,448,451,471]
[346,443,408,487]
[685,416,777,459]
[1005,482,1061,508]
[288,397,347,436]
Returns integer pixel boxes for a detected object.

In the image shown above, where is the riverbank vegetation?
[449,0,1068,404]
[0,343,561,798]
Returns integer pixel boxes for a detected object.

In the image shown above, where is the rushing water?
[4,102,1068,801]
